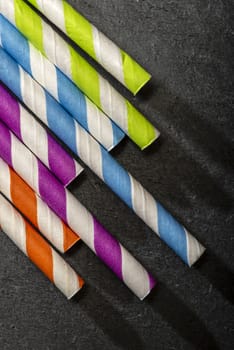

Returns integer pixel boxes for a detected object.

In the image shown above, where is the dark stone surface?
[0,0,234,349]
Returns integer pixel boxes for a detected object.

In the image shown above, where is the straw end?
[141,128,161,151]
[188,243,206,267]
[67,277,85,300]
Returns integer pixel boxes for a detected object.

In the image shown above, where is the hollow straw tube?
[0,16,124,152]
[0,193,84,299]
[27,0,151,95]
[0,158,80,253]
[0,124,156,300]
[0,48,205,266]
[0,84,83,187]
[0,0,160,150]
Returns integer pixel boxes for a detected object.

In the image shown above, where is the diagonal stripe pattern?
[27,0,151,95]
[0,122,156,300]
[0,193,84,299]
[0,158,80,253]
[0,0,160,150]
[0,48,205,266]
[0,14,125,151]
[0,83,83,186]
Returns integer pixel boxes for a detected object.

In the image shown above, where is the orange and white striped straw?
[0,158,80,253]
[0,193,84,299]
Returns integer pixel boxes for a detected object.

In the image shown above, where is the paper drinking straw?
[0,0,160,150]
[0,194,84,299]
[27,0,151,95]
[0,48,205,266]
[0,15,124,152]
[0,124,156,300]
[0,158,80,253]
[0,84,83,187]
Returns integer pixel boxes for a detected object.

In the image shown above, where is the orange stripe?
[63,222,80,252]
[25,221,54,282]
[78,275,84,289]
[10,168,38,228]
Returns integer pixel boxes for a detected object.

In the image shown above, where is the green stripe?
[121,51,151,95]
[69,46,101,108]
[14,0,45,56]
[63,1,96,60]
[127,101,158,150]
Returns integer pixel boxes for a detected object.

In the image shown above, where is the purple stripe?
[0,121,13,167]
[47,134,76,186]
[0,84,76,186]
[93,218,123,281]
[38,161,67,223]
[148,273,157,291]
[0,84,22,139]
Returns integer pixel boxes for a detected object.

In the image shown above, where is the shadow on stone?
[73,286,144,350]
[147,282,220,350]
[196,251,234,305]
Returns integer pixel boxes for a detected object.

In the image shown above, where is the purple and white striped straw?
[0,120,156,300]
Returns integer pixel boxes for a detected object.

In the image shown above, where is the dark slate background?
[0,0,233,349]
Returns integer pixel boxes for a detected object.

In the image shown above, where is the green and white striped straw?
[28,0,151,96]
[1,0,160,150]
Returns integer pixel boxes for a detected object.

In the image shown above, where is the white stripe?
[29,43,59,100]
[37,0,66,32]
[37,196,64,253]
[130,175,158,233]
[52,249,80,299]
[0,195,27,255]
[92,26,125,86]
[74,162,84,177]
[121,245,151,300]
[0,158,11,201]
[19,104,49,168]
[99,76,128,132]
[0,0,16,26]
[66,190,95,252]
[11,133,39,194]
[75,122,104,180]
[185,229,206,267]
[42,21,72,79]
[85,98,114,151]
[19,66,48,126]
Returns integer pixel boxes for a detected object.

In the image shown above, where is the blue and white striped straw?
[0,48,205,266]
[0,15,124,151]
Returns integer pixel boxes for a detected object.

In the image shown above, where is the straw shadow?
[149,84,234,178]
[139,82,234,210]
[147,282,220,350]
[137,80,157,101]
[196,250,234,305]
[68,170,88,191]
[73,286,144,350]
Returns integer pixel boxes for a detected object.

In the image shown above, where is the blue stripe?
[0,47,78,159]
[0,48,22,101]
[0,15,32,75]
[101,148,133,208]
[56,68,125,149]
[56,68,88,131]
[0,15,125,151]
[157,202,188,264]
[45,92,78,157]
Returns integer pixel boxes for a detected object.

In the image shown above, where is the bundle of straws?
[0,0,205,300]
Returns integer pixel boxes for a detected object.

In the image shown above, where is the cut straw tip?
[189,245,206,268]
[140,279,158,301]
[141,129,161,151]
[133,74,152,96]
[67,278,85,300]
